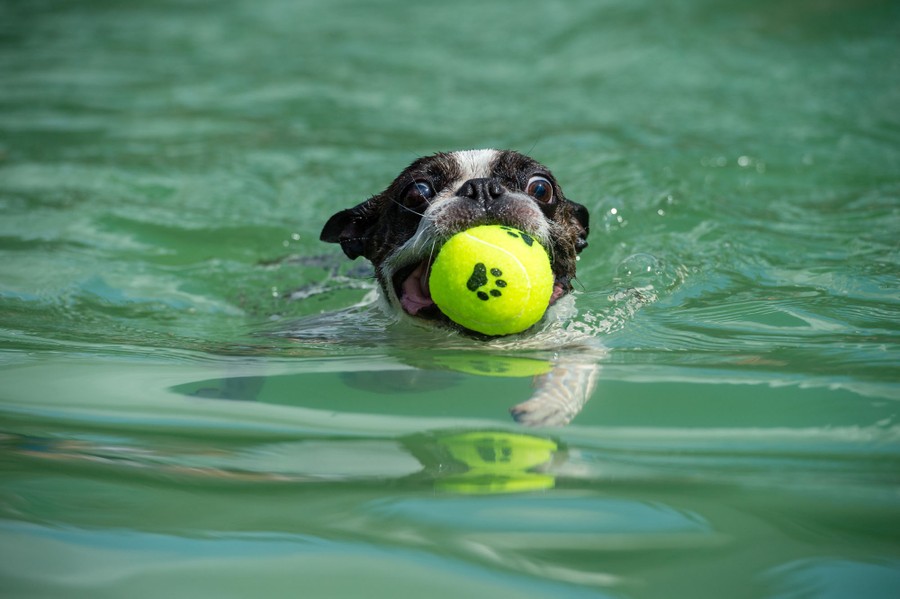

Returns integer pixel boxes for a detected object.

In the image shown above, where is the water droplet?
[615,253,681,290]
[617,253,660,280]
[601,205,627,231]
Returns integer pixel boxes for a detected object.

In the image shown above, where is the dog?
[321,149,599,425]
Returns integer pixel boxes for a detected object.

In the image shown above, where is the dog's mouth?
[392,254,567,326]
[395,261,440,318]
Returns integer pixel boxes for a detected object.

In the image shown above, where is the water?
[1,0,899,596]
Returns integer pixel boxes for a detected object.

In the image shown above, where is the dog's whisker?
[389,197,426,218]
[426,239,438,268]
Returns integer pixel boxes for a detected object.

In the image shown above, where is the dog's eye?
[406,180,435,203]
[526,176,553,203]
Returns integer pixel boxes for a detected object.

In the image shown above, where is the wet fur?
[321,149,589,326]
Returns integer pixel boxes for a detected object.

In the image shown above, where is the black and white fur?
[321,149,589,333]
[321,150,598,425]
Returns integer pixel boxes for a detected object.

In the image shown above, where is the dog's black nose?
[458,178,505,202]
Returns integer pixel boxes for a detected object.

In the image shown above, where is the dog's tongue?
[550,281,566,305]
[400,262,433,315]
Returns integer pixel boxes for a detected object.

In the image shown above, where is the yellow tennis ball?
[428,225,554,336]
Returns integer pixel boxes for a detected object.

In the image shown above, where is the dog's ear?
[568,200,590,253]
[320,197,381,260]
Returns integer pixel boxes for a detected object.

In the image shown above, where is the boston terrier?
[321,150,598,425]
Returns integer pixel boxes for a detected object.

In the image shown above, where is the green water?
[2,0,899,597]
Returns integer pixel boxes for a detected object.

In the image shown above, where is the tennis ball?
[428,225,554,336]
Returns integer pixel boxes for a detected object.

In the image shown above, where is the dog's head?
[320,149,590,332]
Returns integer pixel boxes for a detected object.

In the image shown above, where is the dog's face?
[320,149,590,333]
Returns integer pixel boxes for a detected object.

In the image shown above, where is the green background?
[1,0,899,597]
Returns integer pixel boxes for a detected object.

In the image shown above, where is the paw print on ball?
[500,226,535,247]
[466,263,508,301]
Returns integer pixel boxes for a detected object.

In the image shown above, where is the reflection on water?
[6,425,561,494]
[2,353,899,597]
[172,347,602,427]
[412,430,559,494]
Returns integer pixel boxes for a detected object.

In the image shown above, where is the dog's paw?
[510,397,576,427]
[510,361,601,427]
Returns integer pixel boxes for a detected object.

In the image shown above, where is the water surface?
[1,0,899,597]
